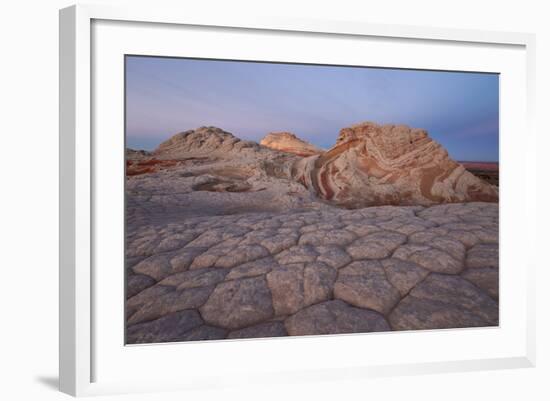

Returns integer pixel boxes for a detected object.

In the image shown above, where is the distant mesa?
[126,122,498,207]
[460,161,499,172]
[126,148,152,160]
[260,132,323,157]
[460,161,499,187]
[291,121,498,207]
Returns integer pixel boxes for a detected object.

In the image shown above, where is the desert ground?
[461,161,499,187]
[125,123,499,343]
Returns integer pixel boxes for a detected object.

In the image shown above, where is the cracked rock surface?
[126,126,498,343]
[126,200,499,343]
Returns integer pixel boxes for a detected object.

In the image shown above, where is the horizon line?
[126,131,499,164]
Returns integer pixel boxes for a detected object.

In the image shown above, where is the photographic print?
[125,56,499,344]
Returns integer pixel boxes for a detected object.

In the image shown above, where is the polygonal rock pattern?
[177,325,227,341]
[275,245,319,265]
[389,274,498,330]
[304,262,337,305]
[266,264,306,315]
[127,274,156,299]
[215,245,270,268]
[392,244,464,274]
[126,310,204,344]
[462,268,499,300]
[227,321,288,339]
[199,276,274,329]
[224,257,278,280]
[466,243,499,269]
[126,187,499,344]
[381,258,430,297]
[334,260,401,315]
[132,253,176,281]
[346,231,406,259]
[285,300,391,336]
[128,285,215,325]
[315,245,352,269]
[266,261,337,316]
[298,229,356,247]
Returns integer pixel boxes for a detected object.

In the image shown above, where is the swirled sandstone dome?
[125,123,499,343]
[291,121,498,207]
[128,123,498,208]
[260,132,323,157]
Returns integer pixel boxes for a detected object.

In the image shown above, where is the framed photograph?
[59,4,536,397]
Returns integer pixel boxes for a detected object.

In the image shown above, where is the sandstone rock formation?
[154,126,265,159]
[126,202,499,343]
[126,148,152,160]
[260,132,323,157]
[292,122,498,207]
[125,123,499,343]
[127,123,498,208]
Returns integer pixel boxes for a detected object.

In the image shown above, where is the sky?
[126,56,499,162]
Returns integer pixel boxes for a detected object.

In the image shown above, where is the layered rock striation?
[260,132,323,157]
[291,122,498,207]
[125,123,500,343]
[129,122,498,208]
[153,126,269,159]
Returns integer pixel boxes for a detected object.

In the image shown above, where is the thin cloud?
[125,56,499,161]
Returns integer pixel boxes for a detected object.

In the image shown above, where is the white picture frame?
[59,3,536,397]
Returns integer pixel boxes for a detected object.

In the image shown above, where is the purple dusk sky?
[125,55,499,162]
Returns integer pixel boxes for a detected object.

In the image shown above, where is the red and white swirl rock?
[290,121,498,207]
